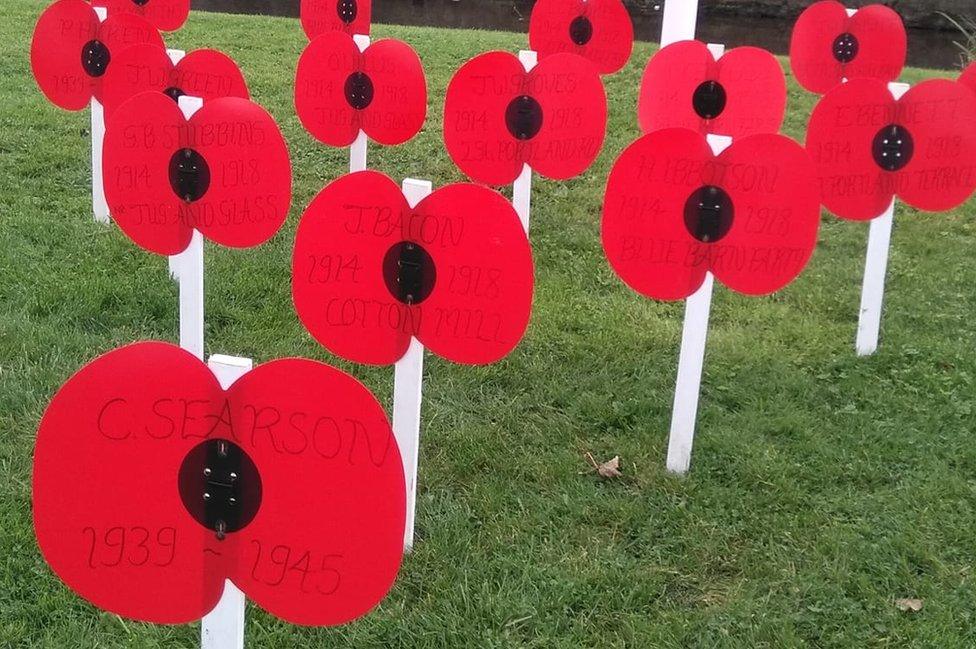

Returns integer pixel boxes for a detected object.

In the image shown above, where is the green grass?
[3,1,976,646]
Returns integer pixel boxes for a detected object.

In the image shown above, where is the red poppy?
[295,32,426,147]
[293,171,534,365]
[789,1,906,94]
[961,62,976,95]
[805,78,976,220]
[102,92,292,255]
[101,44,249,118]
[31,0,164,111]
[34,341,405,626]
[92,0,189,32]
[528,0,633,75]
[602,128,820,300]
[300,0,371,39]
[637,41,786,139]
[443,51,607,185]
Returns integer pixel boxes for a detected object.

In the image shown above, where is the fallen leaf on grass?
[894,598,923,613]
[584,452,623,479]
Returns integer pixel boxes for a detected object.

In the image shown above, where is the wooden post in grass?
[855,82,911,356]
[660,0,699,47]
[201,354,253,648]
[349,34,371,173]
[512,50,537,233]
[665,133,732,475]
[90,6,109,224]
[176,95,205,361]
[395,177,432,552]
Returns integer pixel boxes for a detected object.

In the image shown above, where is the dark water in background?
[191,0,966,70]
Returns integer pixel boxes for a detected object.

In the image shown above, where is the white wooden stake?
[349,34,371,173]
[201,354,253,649]
[660,0,699,47]
[176,96,205,361]
[512,50,537,233]
[166,48,187,281]
[90,7,109,224]
[396,177,432,552]
[665,134,732,475]
[854,81,910,357]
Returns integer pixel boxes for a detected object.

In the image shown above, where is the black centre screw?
[692,80,727,120]
[684,185,734,243]
[178,439,262,540]
[832,32,859,63]
[81,40,110,78]
[505,95,544,141]
[871,123,913,172]
[337,0,358,24]
[569,15,593,46]
[168,148,211,203]
[344,71,374,110]
[383,241,436,305]
[163,86,185,102]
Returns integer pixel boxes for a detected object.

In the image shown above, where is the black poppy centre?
[684,185,734,243]
[178,439,262,540]
[163,86,186,102]
[871,123,913,172]
[692,80,727,120]
[505,95,543,141]
[81,40,110,78]
[337,0,358,24]
[383,241,436,305]
[169,148,211,202]
[345,71,374,110]
[132,0,151,6]
[832,32,859,63]
[569,15,593,46]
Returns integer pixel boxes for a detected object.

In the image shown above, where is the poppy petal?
[845,4,906,87]
[30,0,100,110]
[713,46,786,138]
[360,38,427,145]
[33,342,225,623]
[896,79,976,212]
[93,0,189,32]
[292,170,413,365]
[174,49,250,102]
[528,0,633,75]
[961,62,976,94]
[189,97,292,249]
[92,12,165,102]
[103,91,192,254]
[602,128,712,300]
[444,51,526,185]
[416,184,534,364]
[528,53,607,180]
[714,134,820,295]
[228,358,404,626]
[295,31,361,147]
[99,42,174,117]
[789,0,849,94]
[805,78,893,220]
[300,0,372,39]
[638,40,713,135]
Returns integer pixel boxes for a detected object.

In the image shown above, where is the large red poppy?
[100,44,249,118]
[34,341,405,626]
[789,1,906,94]
[528,0,633,75]
[293,171,534,365]
[602,128,820,300]
[102,92,292,255]
[92,0,190,32]
[806,78,976,220]
[31,0,164,111]
[300,0,371,39]
[295,32,426,147]
[961,62,976,95]
[638,40,786,138]
[443,51,607,185]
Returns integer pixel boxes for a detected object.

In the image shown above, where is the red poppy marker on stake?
[92,0,190,32]
[602,128,821,472]
[300,0,371,40]
[513,50,537,231]
[528,0,634,75]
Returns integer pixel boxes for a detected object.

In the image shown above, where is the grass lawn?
[3,1,976,646]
